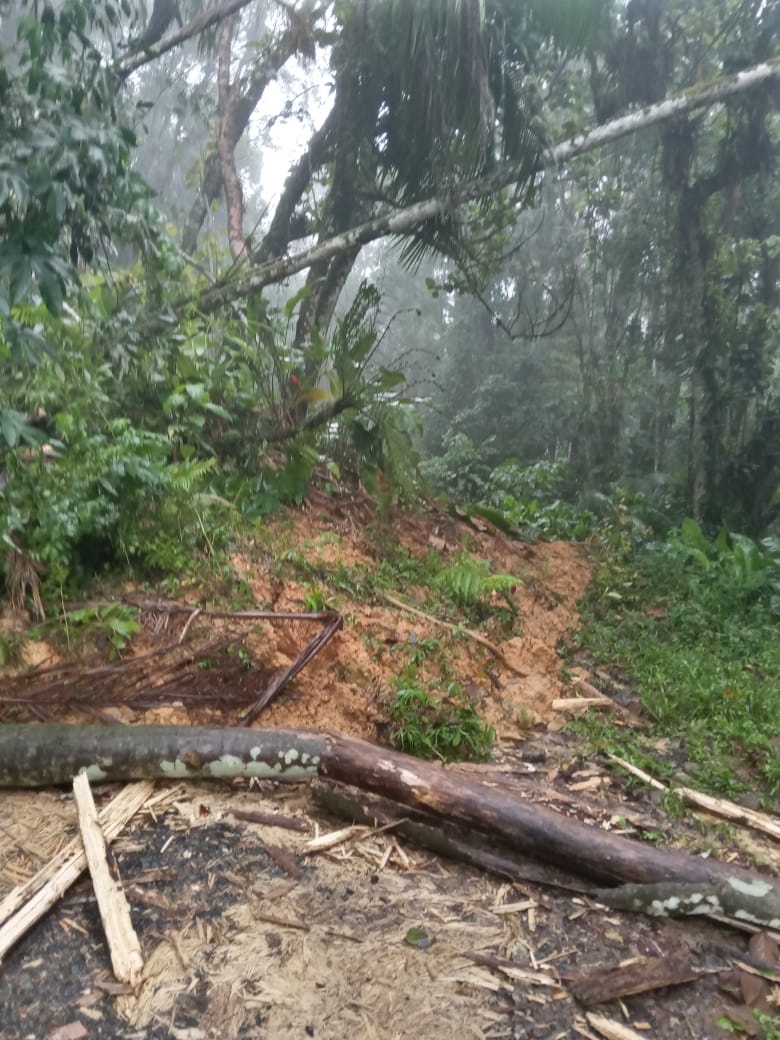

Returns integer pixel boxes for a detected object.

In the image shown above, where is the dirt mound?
[1,502,592,739]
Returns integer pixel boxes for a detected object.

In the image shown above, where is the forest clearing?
[1,0,780,1036]
[0,496,778,1040]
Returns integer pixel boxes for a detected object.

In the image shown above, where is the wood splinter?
[73,773,144,988]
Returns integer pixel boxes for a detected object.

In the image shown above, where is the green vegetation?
[718,1011,780,1040]
[577,520,780,802]
[434,554,518,619]
[62,604,141,658]
[0,0,777,817]
[388,682,495,762]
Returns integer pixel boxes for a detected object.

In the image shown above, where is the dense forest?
[1,8,780,1034]
[1,0,778,554]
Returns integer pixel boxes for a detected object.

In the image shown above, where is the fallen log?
[592,878,780,930]
[1,724,778,908]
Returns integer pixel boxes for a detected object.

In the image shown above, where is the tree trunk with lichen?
[1,723,779,930]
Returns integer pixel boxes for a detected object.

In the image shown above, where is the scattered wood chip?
[462,950,559,988]
[585,1011,649,1040]
[492,899,537,915]
[258,879,298,901]
[0,781,154,964]
[48,1021,88,1040]
[260,839,303,879]
[253,910,309,931]
[567,950,703,1005]
[73,773,144,988]
[303,824,369,852]
[125,884,177,916]
[93,978,135,996]
[229,807,309,832]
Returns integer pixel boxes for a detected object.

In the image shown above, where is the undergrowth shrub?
[388,682,495,762]
[0,419,224,602]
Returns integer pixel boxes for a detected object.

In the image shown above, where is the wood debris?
[585,1012,650,1040]
[73,774,144,987]
[609,753,780,843]
[0,781,154,963]
[566,950,704,1005]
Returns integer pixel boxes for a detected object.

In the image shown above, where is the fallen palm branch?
[0,606,343,724]
[0,637,263,721]
[237,610,343,725]
[0,724,778,930]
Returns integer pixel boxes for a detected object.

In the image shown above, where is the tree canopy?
[1,0,779,600]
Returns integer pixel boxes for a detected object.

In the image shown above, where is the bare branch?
[130,55,780,338]
[117,0,258,79]
[254,106,336,263]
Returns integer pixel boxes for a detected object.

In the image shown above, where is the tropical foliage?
[0,0,778,811]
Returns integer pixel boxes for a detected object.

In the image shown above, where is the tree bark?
[1,724,779,906]
[180,17,312,255]
[217,15,247,261]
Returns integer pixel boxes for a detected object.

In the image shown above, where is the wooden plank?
[0,780,154,963]
[568,951,703,1005]
[73,773,144,987]
[609,754,780,842]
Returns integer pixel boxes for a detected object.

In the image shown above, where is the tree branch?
[117,0,259,80]
[177,57,780,322]
[253,106,336,263]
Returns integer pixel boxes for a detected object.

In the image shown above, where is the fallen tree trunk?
[1,724,777,902]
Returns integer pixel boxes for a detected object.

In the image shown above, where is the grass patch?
[577,523,780,803]
[388,681,495,762]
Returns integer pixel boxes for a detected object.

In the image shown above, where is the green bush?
[1,419,222,599]
[388,682,495,762]
[580,519,780,800]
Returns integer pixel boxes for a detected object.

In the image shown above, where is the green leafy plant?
[64,604,141,658]
[388,682,495,762]
[578,520,780,802]
[434,554,518,617]
[0,419,225,605]
[301,584,329,612]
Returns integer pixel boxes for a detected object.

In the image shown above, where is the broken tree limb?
[608,754,780,843]
[177,57,780,325]
[73,774,144,987]
[313,785,589,893]
[2,725,780,929]
[381,592,527,677]
[0,781,154,963]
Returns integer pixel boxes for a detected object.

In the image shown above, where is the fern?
[435,555,519,613]
[170,457,217,493]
